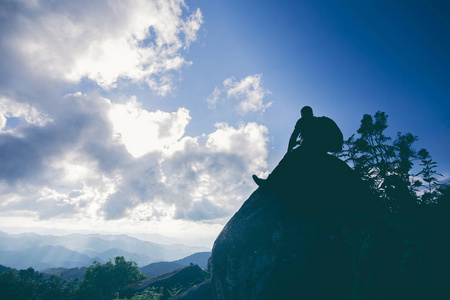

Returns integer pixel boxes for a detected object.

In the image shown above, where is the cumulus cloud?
[206,122,269,170]
[0,90,270,223]
[161,122,269,221]
[92,118,269,222]
[206,87,222,109]
[175,198,229,221]
[0,1,272,228]
[98,119,270,221]
[0,97,52,131]
[1,0,203,94]
[0,92,121,219]
[207,74,272,114]
[108,97,191,157]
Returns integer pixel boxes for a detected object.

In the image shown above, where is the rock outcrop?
[120,264,207,299]
[209,152,450,299]
[171,279,212,300]
[210,154,386,299]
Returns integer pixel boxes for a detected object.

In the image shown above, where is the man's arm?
[287,123,301,152]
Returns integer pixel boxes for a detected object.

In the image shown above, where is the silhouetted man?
[288,106,320,153]
[252,106,343,186]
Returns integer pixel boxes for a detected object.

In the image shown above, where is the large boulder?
[209,154,422,299]
[210,153,450,299]
[210,154,371,299]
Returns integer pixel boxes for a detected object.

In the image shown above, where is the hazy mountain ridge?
[139,252,212,279]
[0,231,210,270]
[39,267,87,281]
[139,261,184,279]
[9,251,212,284]
[174,251,211,269]
[0,264,12,275]
[0,245,96,270]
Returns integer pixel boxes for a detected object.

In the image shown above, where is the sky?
[0,0,449,247]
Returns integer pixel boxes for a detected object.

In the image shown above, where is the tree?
[0,267,75,300]
[416,148,442,205]
[341,111,444,211]
[393,132,418,183]
[343,112,396,198]
[76,256,146,300]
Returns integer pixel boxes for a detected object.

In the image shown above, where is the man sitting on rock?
[252,106,343,186]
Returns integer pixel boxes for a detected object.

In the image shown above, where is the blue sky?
[180,0,450,169]
[0,0,449,246]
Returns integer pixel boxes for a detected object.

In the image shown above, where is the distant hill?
[0,245,96,270]
[96,247,156,267]
[174,251,211,269]
[0,231,210,270]
[139,261,183,278]
[37,251,211,281]
[0,264,12,275]
[139,251,211,279]
[39,267,87,281]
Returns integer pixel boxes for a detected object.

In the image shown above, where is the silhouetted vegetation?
[339,111,447,211]
[0,267,77,300]
[0,257,211,300]
[124,285,193,300]
[335,111,449,298]
[119,264,210,300]
[0,257,146,300]
[77,256,146,300]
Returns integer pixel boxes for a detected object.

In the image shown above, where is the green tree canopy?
[76,256,146,300]
[0,267,76,300]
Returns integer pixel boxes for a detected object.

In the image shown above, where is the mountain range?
[38,251,212,281]
[0,231,210,270]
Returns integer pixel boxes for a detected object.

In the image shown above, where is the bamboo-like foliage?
[338,111,445,210]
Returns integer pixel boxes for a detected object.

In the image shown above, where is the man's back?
[293,115,343,153]
[315,116,343,153]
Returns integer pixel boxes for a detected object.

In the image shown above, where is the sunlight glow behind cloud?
[207,122,269,170]
[0,0,272,238]
[108,98,191,158]
[7,0,203,94]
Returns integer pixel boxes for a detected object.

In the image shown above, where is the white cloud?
[207,74,272,114]
[182,8,204,47]
[3,0,203,94]
[206,86,222,109]
[225,74,272,113]
[0,113,6,130]
[0,90,271,224]
[0,97,52,131]
[0,1,272,232]
[174,198,229,221]
[108,97,191,158]
[161,122,269,221]
[206,122,269,170]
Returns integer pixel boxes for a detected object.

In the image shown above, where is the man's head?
[301,106,313,118]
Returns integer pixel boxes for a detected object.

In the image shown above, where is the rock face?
[209,153,450,299]
[171,279,212,300]
[210,154,377,300]
[120,264,206,298]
